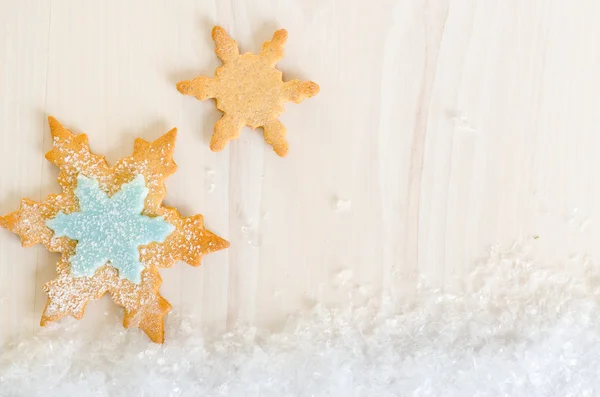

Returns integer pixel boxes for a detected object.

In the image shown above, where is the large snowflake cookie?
[177,26,320,157]
[0,117,229,343]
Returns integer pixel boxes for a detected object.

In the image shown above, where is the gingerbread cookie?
[177,26,319,157]
[0,117,229,343]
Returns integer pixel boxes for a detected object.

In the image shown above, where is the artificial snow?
[204,168,216,194]
[333,197,352,213]
[2,246,600,396]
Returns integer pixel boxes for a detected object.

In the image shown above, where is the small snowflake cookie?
[177,26,320,157]
[0,117,229,343]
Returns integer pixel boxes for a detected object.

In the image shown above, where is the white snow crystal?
[1,247,600,396]
[333,198,352,213]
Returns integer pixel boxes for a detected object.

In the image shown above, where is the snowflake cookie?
[177,26,320,157]
[0,117,229,343]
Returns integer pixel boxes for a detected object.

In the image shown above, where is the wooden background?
[1,0,600,343]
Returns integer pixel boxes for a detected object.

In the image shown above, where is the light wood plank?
[1,0,600,342]
[0,0,51,343]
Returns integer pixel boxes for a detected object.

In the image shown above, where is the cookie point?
[274,144,289,157]
[307,81,320,96]
[209,139,227,152]
[48,115,62,130]
[208,230,231,251]
[274,29,288,42]
[176,81,191,94]
[212,25,226,39]
[166,127,178,139]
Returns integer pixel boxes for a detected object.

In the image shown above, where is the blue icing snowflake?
[47,174,175,284]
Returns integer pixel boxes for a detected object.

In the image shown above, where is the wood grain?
[1,0,600,342]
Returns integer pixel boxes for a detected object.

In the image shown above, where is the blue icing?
[47,174,175,284]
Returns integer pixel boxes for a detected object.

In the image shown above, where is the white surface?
[1,0,600,349]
